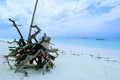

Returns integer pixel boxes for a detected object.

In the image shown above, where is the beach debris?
[71,53,80,56]
[111,60,117,63]
[96,56,104,60]
[4,0,58,76]
[89,54,94,58]
[106,60,110,62]
[88,54,120,64]
[59,50,66,55]
[4,19,58,76]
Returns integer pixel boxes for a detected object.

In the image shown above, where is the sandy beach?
[1,0,120,80]
[0,39,120,80]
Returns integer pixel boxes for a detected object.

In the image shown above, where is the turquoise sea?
[0,37,120,50]
[52,37,120,50]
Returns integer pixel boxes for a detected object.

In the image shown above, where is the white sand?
[0,40,120,80]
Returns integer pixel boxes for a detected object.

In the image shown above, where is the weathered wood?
[4,0,59,76]
[28,0,39,43]
[31,25,41,42]
[9,18,26,46]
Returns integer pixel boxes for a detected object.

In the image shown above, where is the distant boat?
[96,38,105,40]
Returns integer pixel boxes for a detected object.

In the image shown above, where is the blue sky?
[0,0,120,39]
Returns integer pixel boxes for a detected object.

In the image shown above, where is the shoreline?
[0,39,120,80]
[56,44,120,61]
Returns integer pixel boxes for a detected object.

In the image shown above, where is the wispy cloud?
[0,0,120,38]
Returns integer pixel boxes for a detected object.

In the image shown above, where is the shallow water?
[0,37,120,50]
[52,38,120,50]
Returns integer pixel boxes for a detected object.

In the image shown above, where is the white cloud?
[0,0,120,38]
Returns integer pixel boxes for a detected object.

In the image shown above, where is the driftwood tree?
[4,0,58,76]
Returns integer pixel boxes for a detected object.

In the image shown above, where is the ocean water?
[52,38,120,50]
[0,37,120,50]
